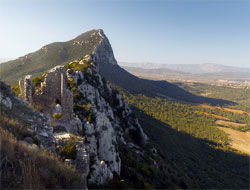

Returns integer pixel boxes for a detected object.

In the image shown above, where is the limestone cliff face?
[93,29,118,68]
[16,30,149,187]
[67,55,148,185]
[17,54,148,186]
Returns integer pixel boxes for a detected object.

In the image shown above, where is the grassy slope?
[0,102,83,189]
[0,30,102,84]
[0,127,81,189]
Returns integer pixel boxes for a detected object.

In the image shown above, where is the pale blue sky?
[0,0,249,67]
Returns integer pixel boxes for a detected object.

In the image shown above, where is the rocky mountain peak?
[93,29,118,66]
[0,29,118,84]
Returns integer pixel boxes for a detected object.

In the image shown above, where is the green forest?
[195,106,250,131]
[175,82,250,112]
[110,85,249,189]
[119,91,227,146]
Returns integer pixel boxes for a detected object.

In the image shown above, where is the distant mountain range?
[119,62,249,74]
[119,62,250,81]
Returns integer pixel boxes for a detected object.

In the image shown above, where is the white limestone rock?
[95,112,121,174]
[88,158,113,185]
[93,29,118,66]
[75,145,89,188]
[1,96,12,109]
[115,93,123,108]
[54,104,62,114]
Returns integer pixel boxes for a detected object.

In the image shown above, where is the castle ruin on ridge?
[19,66,73,121]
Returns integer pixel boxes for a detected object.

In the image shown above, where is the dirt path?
[217,127,250,155]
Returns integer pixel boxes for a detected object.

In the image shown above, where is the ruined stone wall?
[19,75,34,103]
[19,66,73,122]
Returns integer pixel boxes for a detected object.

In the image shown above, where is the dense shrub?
[60,140,77,160]
[10,84,21,96]
[53,113,62,120]
[65,60,92,73]
[32,73,46,88]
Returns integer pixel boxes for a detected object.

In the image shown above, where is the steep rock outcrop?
[16,30,149,187]
[17,54,148,186]
[65,54,148,185]
[93,29,118,67]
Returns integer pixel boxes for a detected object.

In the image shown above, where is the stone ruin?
[19,66,73,122]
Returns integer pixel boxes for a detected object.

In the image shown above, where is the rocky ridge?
[65,54,148,185]
[12,31,149,187]
[0,30,162,188]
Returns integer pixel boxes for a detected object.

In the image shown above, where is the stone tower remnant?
[19,66,73,121]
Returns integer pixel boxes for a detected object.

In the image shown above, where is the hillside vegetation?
[175,82,250,112]
[0,105,82,189]
[112,84,249,189]
[0,30,102,84]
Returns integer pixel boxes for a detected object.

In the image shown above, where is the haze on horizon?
[0,0,249,68]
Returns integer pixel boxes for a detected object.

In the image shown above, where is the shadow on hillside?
[99,64,235,106]
[134,108,249,189]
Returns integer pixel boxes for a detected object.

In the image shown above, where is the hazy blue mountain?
[119,62,250,75]
[120,63,250,81]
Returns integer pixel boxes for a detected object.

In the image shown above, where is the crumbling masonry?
[19,66,73,121]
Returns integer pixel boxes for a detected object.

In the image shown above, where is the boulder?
[1,97,12,109]
[23,137,33,144]
[54,104,62,114]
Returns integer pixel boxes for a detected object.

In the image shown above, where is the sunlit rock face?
[93,29,118,67]
[17,30,148,186]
